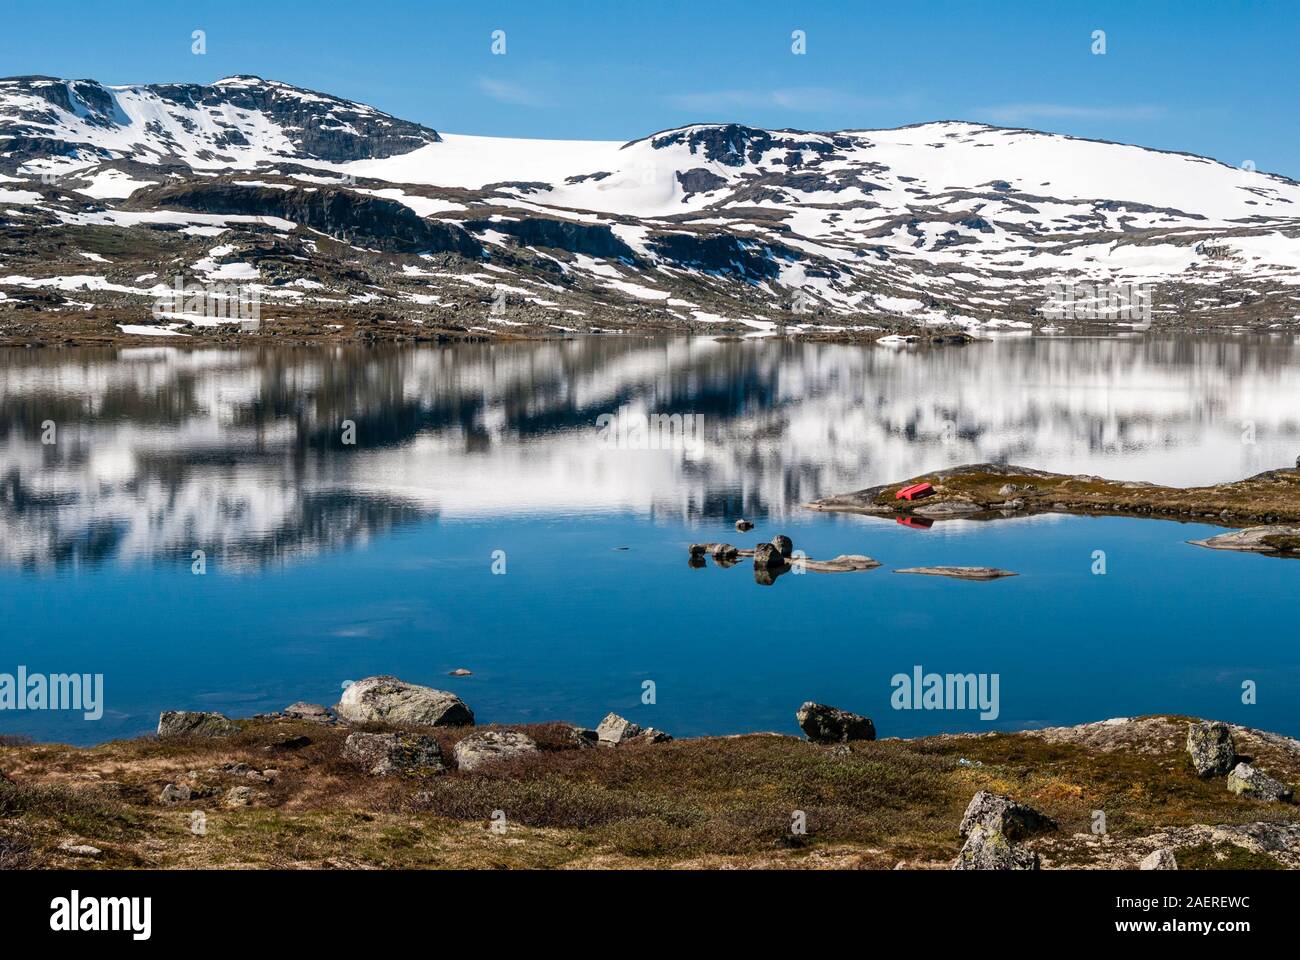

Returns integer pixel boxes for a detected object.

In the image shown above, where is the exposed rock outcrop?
[157,711,238,739]
[1187,721,1237,777]
[343,731,445,776]
[453,730,539,772]
[796,702,876,743]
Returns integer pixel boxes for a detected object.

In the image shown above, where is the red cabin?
[896,482,934,501]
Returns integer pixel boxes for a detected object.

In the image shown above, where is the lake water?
[2,334,1298,745]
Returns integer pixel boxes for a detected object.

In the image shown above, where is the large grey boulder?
[953,824,1039,870]
[342,731,445,776]
[1226,762,1294,803]
[796,702,876,743]
[959,790,1056,841]
[596,712,641,744]
[335,676,474,727]
[753,542,786,570]
[453,730,539,772]
[1187,721,1236,777]
[157,711,238,739]
[1140,848,1178,870]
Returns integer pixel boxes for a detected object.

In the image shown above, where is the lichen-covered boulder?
[1140,848,1178,870]
[1226,762,1293,803]
[959,791,1056,841]
[952,824,1040,870]
[335,676,474,727]
[157,711,238,739]
[795,702,876,743]
[1187,721,1236,777]
[596,712,642,744]
[453,730,539,772]
[342,731,445,776]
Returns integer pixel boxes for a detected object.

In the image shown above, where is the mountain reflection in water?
[1,334,1298,571]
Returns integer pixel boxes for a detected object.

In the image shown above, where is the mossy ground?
[3,715,1298,869]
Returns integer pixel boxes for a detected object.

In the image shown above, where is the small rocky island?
[809,462,1300,554]
[3,676,1299,870]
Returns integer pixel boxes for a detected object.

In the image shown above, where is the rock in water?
[453,730,539,771]
[735,519,754,532]
[1186,721,1236,777]
[1140,848,1178,870]
[753,542,786,570]
[1226,762,1294,802]
[770,534,793,558]
[959,791,1057,841]
[335,676,474,727]
[596,713,642,744]
[157,710,238,738]
[952,824,1039,870]
[795,702,876,743]
[343,731,445,776]
[894,566,1017,580]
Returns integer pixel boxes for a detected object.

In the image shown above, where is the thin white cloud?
[975,103,1164,124]
[476,76,549,107]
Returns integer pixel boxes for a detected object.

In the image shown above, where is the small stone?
[632,728,673,744]
[448,668,472,677]
[58,842,102,858]
[225,786,253,807]
[735,519,754,532]
[959,791,1057,841]
[711,543,739,562]
[342,731,446,776]
[595,712,642,745]
[1140,848,1178,870]
[283,702,334,724]
[953,824,1039,870]
[1226,762,1293,802]
[453,730,539,772]
[159,782,192,804]
[157,710,238,738]
[796,702,876,743]
[770,534,793,558]
[1187,721,1236,777]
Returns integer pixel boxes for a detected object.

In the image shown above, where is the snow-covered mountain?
[3,74,1300,340]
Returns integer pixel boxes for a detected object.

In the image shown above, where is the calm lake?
[2,334,1298,745]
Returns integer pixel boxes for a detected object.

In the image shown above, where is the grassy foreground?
[3,715,1299,870]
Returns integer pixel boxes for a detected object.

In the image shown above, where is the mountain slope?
[2,75,1299,343]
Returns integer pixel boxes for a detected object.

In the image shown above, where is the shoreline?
[4,681,1299,870]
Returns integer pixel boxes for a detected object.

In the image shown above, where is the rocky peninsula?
[3,676,1299,870]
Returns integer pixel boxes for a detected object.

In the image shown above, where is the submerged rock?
[1226,762,1294,803]
[453,730,539,772]
[953,824,1039,870]
[157,711,238,739]
[1187,721,1236,778]
[959,790,1056,841]
[1140,848,1178,870]
[894,566,1018,581]
[335,676,474,727]
[796,702,876,743]
[343,731,445,776]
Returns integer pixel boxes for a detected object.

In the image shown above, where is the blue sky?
[3,0,1298,176]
